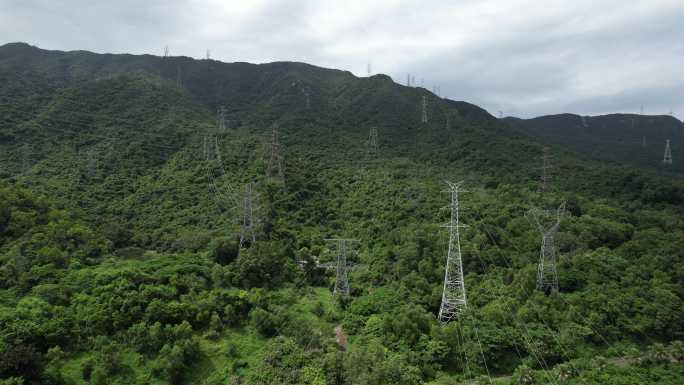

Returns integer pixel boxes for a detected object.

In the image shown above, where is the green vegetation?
[1,42,683,384]
[506,113,684,177]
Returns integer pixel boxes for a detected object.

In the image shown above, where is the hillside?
[505,113,684,176]
[0,43,683,385]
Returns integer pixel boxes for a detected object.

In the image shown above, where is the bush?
[250,307,280,337]
[209,237,239,265]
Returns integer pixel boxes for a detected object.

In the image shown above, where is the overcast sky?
[1,0,683,120]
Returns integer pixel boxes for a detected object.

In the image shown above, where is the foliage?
[0,42,683,384]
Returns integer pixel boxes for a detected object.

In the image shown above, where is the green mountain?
[1,43,683,385]
[505,113,684,176]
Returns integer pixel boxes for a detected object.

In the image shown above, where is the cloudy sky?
[1,0,683,119]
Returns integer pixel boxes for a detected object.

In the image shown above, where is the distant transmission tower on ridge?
[528,203,565,293]
[438,181,468,323]
[325,238,359,297]
[664,139,673,164]
[368,127,379,156]
[206,49,211,60]
[164,46,169,58]
[267,123,284,178]
[540,146,553,192]
[239,182,259,249]
[421,96,428,124]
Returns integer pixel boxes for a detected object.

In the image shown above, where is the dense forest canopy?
[0,43,683,385]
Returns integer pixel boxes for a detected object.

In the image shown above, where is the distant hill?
[505,113,684,176]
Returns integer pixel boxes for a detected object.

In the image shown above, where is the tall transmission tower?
[325,238,359,297]
[368,127,379,156]
[664,139,673,164]
[206,49,211,60]
[367,62,372,76]
[217,106,227,133]
[407,73,411,87]
[267,123,284,178]
[204,131,237,209]
[421,96,428,124]
[438,181,468,323]
[528,203,565,293]
[540,146,553,192]
[164,46,169,58]
[239,182,259,249]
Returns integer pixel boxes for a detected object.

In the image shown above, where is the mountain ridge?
[505,112,684,176]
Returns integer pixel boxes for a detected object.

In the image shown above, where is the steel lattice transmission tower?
[421,96,428,124]
[239,182,259,249]
[368,127,379,156]
[528,203,565,293]
[664,139,673,164]
[217,106,227,133]
[204,131,236,209]
[20,143,31,172]
[302,87,311,109]
[540,146,553,192]
[325,238,359,297]
[438,181,468,323]
[267,123,284,178]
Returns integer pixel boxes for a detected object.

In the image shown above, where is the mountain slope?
[505,113,684,176]
[0,43,683,385]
